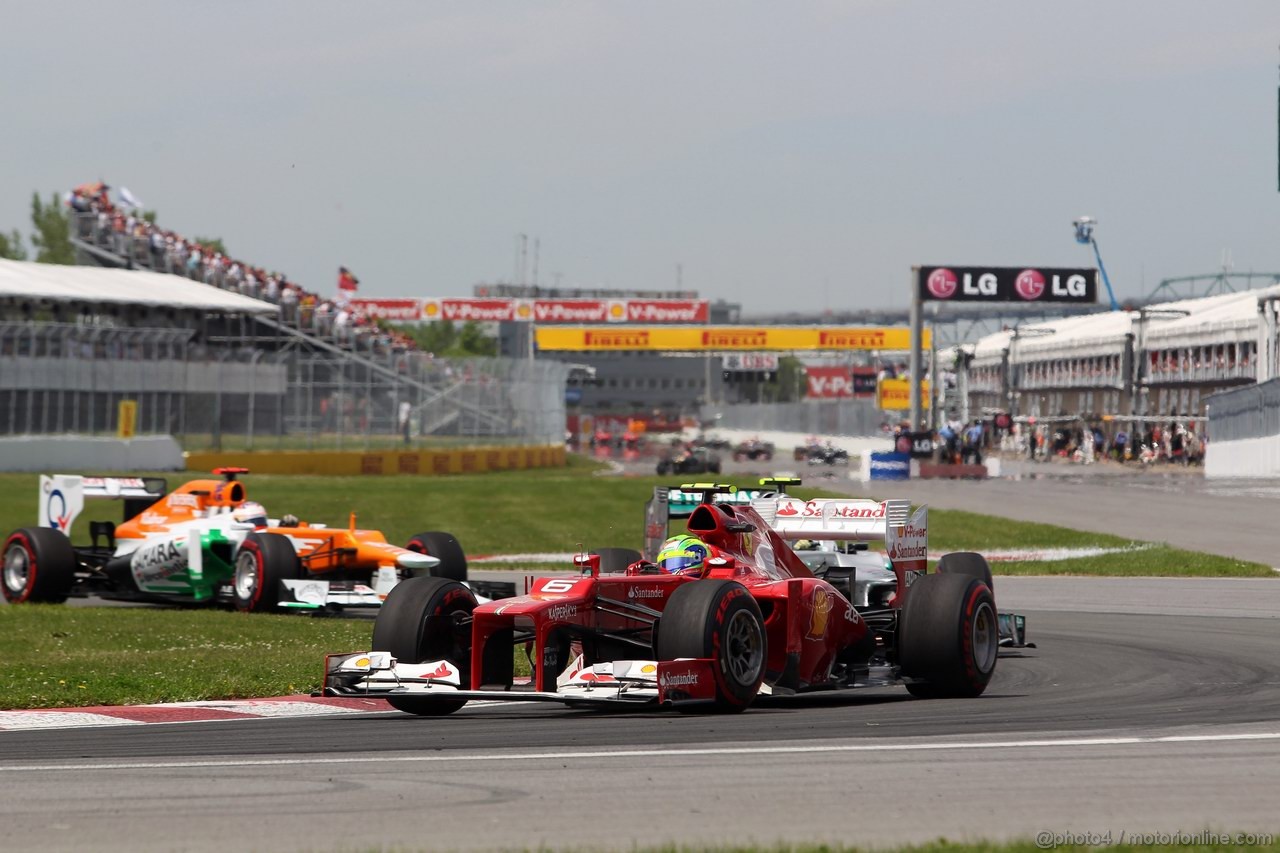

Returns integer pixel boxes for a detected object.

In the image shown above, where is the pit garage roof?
[1140,285,1280,350]
[0,258,279,315]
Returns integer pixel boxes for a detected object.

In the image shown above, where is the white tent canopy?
[0,258,279,315]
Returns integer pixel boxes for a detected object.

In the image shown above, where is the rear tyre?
[656,460,672,476]
[405,531,468,582]
[936,551,994,596]
[656,580,766,712]
[898,572,997,699]
[232,532,301,613]
[596,547,642,574]
[372,576,476,716]
[2,528,76,604]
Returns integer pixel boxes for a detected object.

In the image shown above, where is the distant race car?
[0,468,498,612]
[655,446,722,476]
[323,481,1025,715]
[804,443,850,466]
[732,439,775,462]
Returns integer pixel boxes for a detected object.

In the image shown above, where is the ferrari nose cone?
[396,551,441,570]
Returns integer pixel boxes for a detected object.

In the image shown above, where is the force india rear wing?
[39,475,168,534]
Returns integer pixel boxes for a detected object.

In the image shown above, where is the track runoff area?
[2,466,1279,851]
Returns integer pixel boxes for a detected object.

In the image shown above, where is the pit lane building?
[955,285,1280,423]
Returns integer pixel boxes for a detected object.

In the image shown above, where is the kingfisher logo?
[584,330,650,349]
[1014,269,1046,300]
[926,268,958,299]
[701,330,768,348]
[819,330,885,348]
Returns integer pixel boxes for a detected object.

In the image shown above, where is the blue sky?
[2,1,1278,312]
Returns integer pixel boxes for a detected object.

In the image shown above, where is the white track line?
[6,730,1279,772]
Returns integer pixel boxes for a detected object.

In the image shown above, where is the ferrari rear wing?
[39,474,168,534]
[752,497,912,542]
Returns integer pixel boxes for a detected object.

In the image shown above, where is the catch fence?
[0,322,568,451]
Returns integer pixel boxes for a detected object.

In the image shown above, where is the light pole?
[1073,216,1120,311]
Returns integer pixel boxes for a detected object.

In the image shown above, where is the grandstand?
[0,187,568,452]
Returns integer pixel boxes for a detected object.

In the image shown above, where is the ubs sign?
[918,266,1097,303]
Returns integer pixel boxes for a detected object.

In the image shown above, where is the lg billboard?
[917,266,1098,303]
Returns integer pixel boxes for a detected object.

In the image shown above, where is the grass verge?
[0,469,1271,576]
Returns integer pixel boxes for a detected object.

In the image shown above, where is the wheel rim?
[234,551,259,599]
[971,600,998,675]
[722,609,764,687]
[4,543,31,594]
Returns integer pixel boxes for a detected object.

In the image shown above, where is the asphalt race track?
[3,577,1279,853]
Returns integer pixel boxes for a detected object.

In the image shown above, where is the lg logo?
[927,268,998,299]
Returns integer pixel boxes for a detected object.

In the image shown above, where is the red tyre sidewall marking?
[243,541,265,608]
[4,532,36,602]
[960,584,989,688]
[711,587,749,706]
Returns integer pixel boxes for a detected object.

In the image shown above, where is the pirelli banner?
[535,326,927,352]
[878,378,930,410]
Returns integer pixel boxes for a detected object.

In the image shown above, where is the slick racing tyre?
[373,576,477,716]
[656,580,766,712]
[2,528,76,604]
[656,460,673,476]
[597,547,642,574]
[405,531,468,582]
[232,532,302,613]
[936,551,995,597]
[898,572,998,699]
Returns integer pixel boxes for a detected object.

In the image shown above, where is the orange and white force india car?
[323,483,1010,714]
[1,468,477,612]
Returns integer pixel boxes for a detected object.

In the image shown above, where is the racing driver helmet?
[656,535,711,577]
[231,501,269,528]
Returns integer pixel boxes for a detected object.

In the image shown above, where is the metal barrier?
[1205,378,1280,444]
[704,400,886,437]
[0,322,568,451]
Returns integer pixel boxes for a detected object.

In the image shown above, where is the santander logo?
[1014,269,1046,300]
[926,268,958,299]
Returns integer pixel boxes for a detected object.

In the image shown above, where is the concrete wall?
[0,435,184,472]
[185,444,567,476]
[1204,434,1280,478]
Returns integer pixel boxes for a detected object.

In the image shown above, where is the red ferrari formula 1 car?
[323,485,1000,714]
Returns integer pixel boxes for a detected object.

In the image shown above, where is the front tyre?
[2,528,76,604]
[405,531,468,582]
[898,572,998,698]
[232,532,301,613]
[656,580,766,712]
[372,576,476,716]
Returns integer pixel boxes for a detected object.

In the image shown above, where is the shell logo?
[354,657,371,668]
[423,301,440,319]
[608,302,626,319]
[516,303,532,319]
[641,663,657,674]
